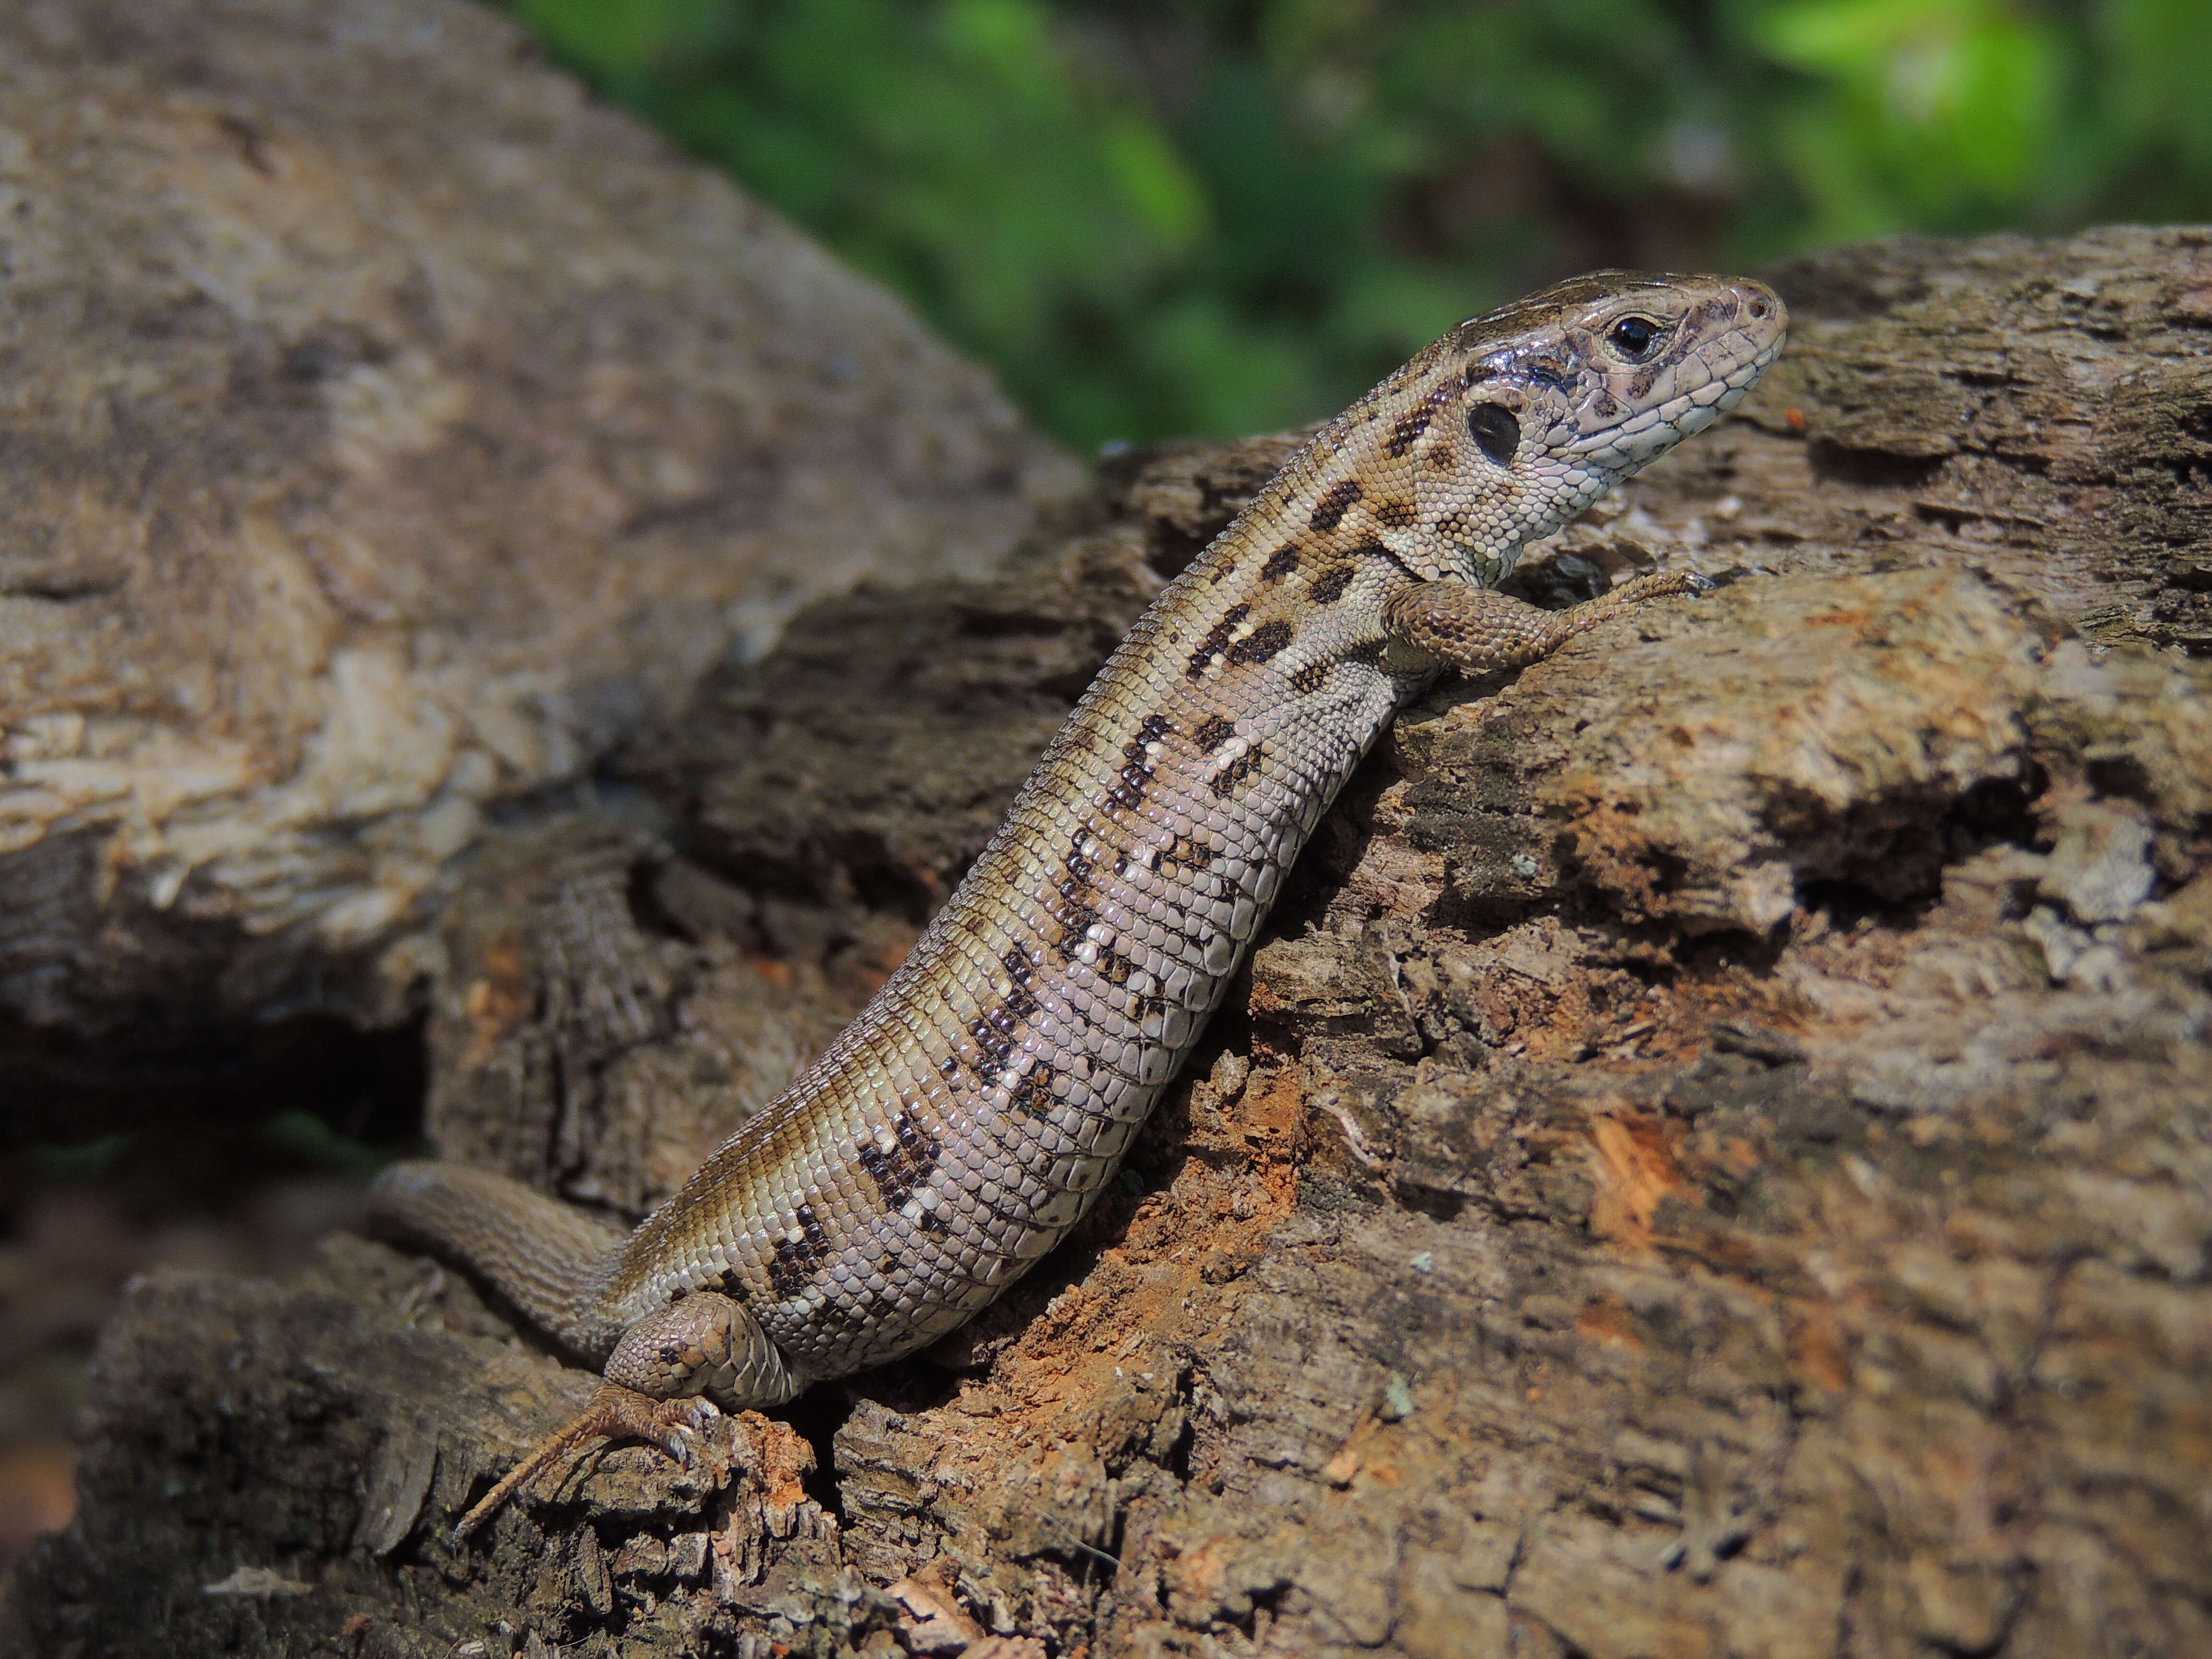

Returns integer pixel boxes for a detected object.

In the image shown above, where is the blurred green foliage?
[507,0,2212,447]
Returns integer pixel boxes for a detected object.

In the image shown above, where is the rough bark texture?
[11,228,2212,1659]
[0,0,1076,1042]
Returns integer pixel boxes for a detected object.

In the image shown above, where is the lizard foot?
[1383,567,1714,676]
[454,1383,722,1542]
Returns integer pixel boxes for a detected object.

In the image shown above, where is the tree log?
[9,226,2212,1659]
[0,0,1074,1047]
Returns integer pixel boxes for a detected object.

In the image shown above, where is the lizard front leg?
[1385,568,1711,675]
[455,1291,798,1539]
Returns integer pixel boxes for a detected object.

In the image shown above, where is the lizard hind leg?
[455,1290,799,1541]
[1385,568,1712,675]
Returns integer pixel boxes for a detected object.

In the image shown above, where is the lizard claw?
[660,1396,723,1462]
[454,1384,729,1541]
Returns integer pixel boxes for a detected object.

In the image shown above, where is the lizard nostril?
[1744,290,1772,321]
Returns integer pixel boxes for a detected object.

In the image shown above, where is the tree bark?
[0,0,1075,1052]
[9,228,2212,1659]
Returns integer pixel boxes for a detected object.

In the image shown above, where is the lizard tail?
[368,1161,627,1360]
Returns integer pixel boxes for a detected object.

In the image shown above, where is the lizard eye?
[1468,404,1519,466]
[1610,316,1660,360]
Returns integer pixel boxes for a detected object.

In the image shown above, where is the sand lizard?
[373,269,1787,1538]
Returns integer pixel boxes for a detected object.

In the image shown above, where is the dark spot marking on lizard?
[856,1109,943,1209]
[1158,831,1214,874]
[1108,762,1151,811]
[1309,479,1363,533]
[1463,362,1496,388]
[968,1004,1018,1074]
[1374,498,1415,529]
[1186,603,1251,678]
[1427,443,1458,472]
[1386,409,1432,457]
[1052,890,1099,962]
[1064,828,1098,888]
[1289,660,1330,696]
[1193,714,1237,752]
[1007,1058,1056,1118]
[1112,713,1171,805]
[1387,390,1454,456]
[1000,945,1034,987]
[1260,544,1301,582]
[1308,565,1355,605]
[1211,746,1262,796]
[767,1202,832,1300]
[1228,618,1294,666]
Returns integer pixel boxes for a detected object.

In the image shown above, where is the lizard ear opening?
[1468,403,1520,466]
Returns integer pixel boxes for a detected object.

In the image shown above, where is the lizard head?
[1409,270,1787,582]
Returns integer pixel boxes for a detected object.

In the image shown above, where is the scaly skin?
[373,269,1788,1537]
